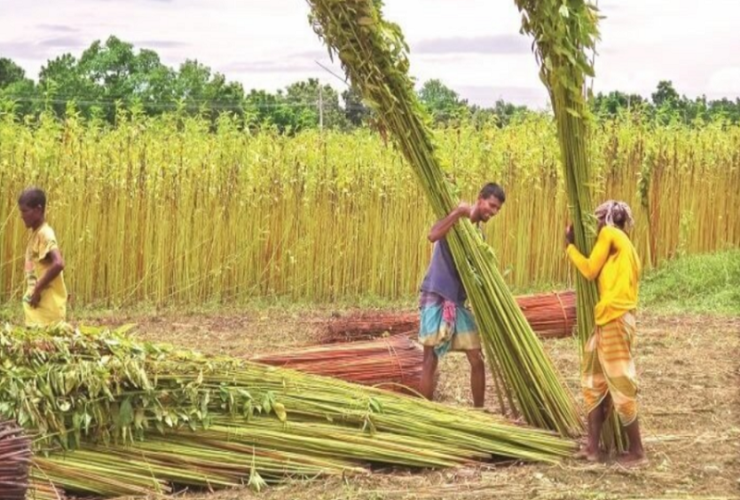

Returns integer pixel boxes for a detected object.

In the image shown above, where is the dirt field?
[90,307,740,500]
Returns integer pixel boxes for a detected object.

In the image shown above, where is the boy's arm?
[29,249,65,307]
[566,229,612,281]
[428,202,472,242]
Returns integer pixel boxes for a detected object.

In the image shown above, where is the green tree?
[13,39,740,130]
[650,81,706,125]
[708,97,740,123]
[0,57,27,88]
[0,57,38,115]
[651,80,680,107]
[418,79,468,124]
[244,89,293,131]
[491,99,529,126]
[342,86,372,127]
[592,90,649,118]
[38,53,97,117]
[35,36,245,122]
[284,78,345,131]
[172,59,245,120]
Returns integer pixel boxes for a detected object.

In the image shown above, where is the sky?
[1,0,739,109]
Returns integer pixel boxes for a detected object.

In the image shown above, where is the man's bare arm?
[428,203,472,242]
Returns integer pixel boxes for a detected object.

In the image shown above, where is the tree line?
[2,36,739,131]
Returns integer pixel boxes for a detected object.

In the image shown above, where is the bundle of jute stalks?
[0,325,575,498]
[0,419,31,500]
[306,0,581,436]
[324,291,577,343]
[513,0,625,451]
[253,334,424,394]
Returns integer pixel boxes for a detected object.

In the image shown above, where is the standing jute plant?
[306,0,581,437]
[513,0,626,451]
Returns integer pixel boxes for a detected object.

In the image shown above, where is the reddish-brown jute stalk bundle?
[325,291,576,343]
[516,291,576,339]
[0,420,32,500]
[251,335,423,394]
[324,312,419,343]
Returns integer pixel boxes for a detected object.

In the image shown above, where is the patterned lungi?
[581,312,639,425]
[418,291,481,357]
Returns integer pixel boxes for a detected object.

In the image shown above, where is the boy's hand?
[28,289,41,308]
[565,224,575,247]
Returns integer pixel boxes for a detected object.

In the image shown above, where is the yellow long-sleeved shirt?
[566,226,641,326]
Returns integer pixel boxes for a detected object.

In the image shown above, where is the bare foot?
[573,446,600,462]
[617,452,648,468]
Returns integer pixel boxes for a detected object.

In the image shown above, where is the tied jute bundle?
[0,419,32,500]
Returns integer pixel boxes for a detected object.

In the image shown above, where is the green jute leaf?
[273,402,287,422]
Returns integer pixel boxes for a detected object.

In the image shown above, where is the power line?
[314,60,350,87]
[0,94,371,111]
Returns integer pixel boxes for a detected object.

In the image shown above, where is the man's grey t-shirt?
[420,238,467,305]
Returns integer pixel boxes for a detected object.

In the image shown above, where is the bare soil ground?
[87,308,740,500]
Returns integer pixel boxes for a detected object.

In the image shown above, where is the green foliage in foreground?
[0,325,573,498]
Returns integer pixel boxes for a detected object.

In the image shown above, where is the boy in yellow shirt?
[565,200,646,466]
[18,188,68,327]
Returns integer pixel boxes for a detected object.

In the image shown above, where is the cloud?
[413,35,530,55]
[0,36,87,62]
[134,40,189,49]
[36,24,79,33]
[37,36,87,49]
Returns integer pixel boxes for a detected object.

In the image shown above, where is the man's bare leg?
[578,396,609,461]
[465,349,485,408]
[420,346,438,401]
[618,417,647,466]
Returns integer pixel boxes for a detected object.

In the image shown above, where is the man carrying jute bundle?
[565,200,647,466]
[417,182,505,408]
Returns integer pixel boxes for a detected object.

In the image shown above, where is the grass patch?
[1,251,737,322]
[640,249,740,315]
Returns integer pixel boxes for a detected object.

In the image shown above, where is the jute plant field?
[1,111,737,307]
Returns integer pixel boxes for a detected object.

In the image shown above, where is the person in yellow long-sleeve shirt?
[566,200,646,467]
